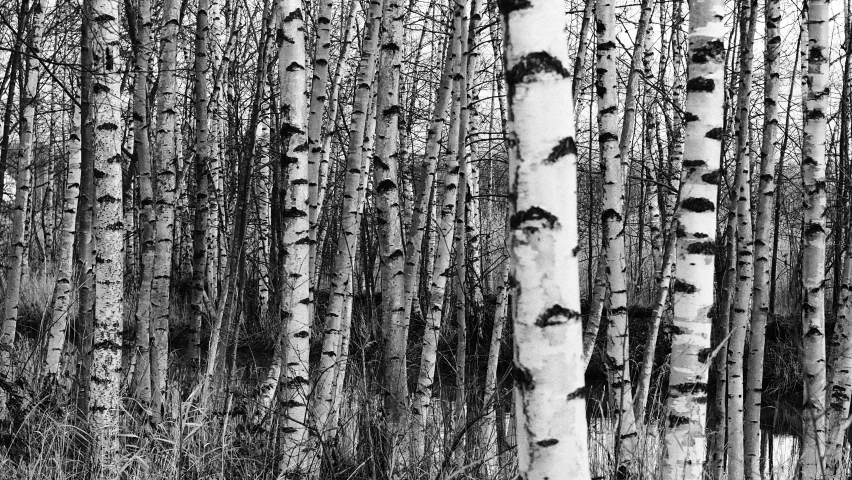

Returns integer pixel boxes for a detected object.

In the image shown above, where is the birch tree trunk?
[276,0,312,474]
[412,0,468,458]
[482,259,509,478]
[0,0,45,386]
[596,0,638,467]
[744,0,782,474]
[149,0,181,423]
[131,0,154,405]
[800,0,830,473]
[498,0,591,477]
[42,101,81,387]
[189,0,212,371]
[827,232,852,480]
[88,0,124,470]
[308,0,381,445]
[661,0,725,473]
[371,0,409,458]
[307,0,335,282]
[727,0,757,476]
[402,34,454,338]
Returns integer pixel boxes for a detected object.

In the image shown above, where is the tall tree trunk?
[727,0,757,476]
[371,0,409,464]
[276,0,312,474]
[88,0,124,470]
[744,0,782,474]
[481,259,508,478]
[661,0,725,473]
[401,33,454,343]
[498,0,592,477]
[412,0,468,459]
[42,100,82,388]
[189,0,212,371]
[800,0,830,472]
[307,0,381,447]
[307,0,335,284]
[74,0,96,419]
[130,0,154,405]
[0,0,45,390]
[149,0,181,423]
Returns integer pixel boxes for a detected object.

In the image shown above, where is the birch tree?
[276,0,313,473]
[88,0,124,469]
[0,0,45,390]
[744,0,782,474]
[800,0,831,473]
[498,0,591,477]
[42,101,81,387]
[661,0,725,474]
[150,0,181,423]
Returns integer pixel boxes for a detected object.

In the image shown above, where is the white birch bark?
[800,0,830,474]
[89,0,124,469]
[308,0,381,444]
[726,0,757,476]
[498,0,592,477]
[412,0,469,458]
[661,0,725,474]
[130,0,155,405]
[372,0,409,451]
[149,0,181,423]
[189,0,212,370]
[276,0,312,474]
[744,0,781,474]
[307,0,335,281]
[0,0,45,383]
[596,0,637,467]
[42,101,81,386]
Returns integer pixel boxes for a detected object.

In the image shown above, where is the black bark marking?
[686,77,715,92]
[511,364,535,390]
[506,52,570,95]
[691,39,724,64]
[545,137,577,163]
[535,304,579,327]
[497,0,532,14]
[705,127,724,140]
[702,169,721,185]
[566,386,588,402]
[537,439,559,447]
[511,206,559,230]
[687,241,716,255]
[672,279,696,294]
[681,197,715,213]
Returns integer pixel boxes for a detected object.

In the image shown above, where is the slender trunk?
[42,101,82,387]
[727,0,757,477]
[413,0,469,459]
[572,0,595,105]
[582,258,607,368]
[800,0,830,472]
[744,0,782,474]
[189,0,211,371]
[0,0,45,386]
[307,0,382,445]
[276,0,312,474]
[372,0,409,464]
[307,0,335,282]
[88,0,124,470]
[482,260,508,478]
[149,0,181,423]
[661,0,725,473]
[402,34,454,341]
[130,0,154,405]
[597,0,641,466]
[74,1,96,419]
[498,0,592,476]
[634,223,678,420]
